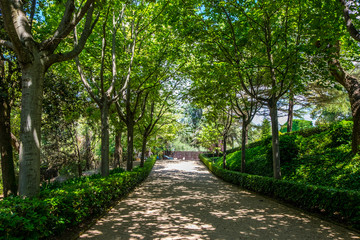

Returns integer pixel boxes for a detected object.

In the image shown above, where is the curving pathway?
[79,159,360,239]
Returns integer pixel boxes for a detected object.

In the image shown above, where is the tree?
[328,0,360,153]
[200,0,304,179]
[75,4,123,176]
[261,118,271,139]
[207,107,234,169]
[0,0,99,196]
[114,0,185,170]
[231,89,262,173]
[138,79,179,167]
[0,48,19,197]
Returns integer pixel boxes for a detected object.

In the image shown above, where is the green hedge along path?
[79,159,359,239]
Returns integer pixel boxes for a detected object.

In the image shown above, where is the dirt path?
[79,159,359,240]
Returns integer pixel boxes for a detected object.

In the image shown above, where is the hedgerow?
[0,157,156,240]
[200,154,360,230]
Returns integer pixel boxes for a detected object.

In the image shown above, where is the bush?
[200,154,360,230]
[265,134,299,164]
[329,121,352,147]
[0,157,156,239]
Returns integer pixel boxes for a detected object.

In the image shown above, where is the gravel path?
[79,159,359,240]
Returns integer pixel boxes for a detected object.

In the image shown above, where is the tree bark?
[140,135,147,168]
[0,97,17,197]
[100,102,110,176]
[126,121,134,171]
[269,103,281,179]
[84,128,92,170]
[328,57,360,153]
[287,92,294,133]
[18,61,45,197]
[114,131,123,168]
[74,128,82,177]
[241,119,249,173]
[325,40,360,153]
[222,135,227,169]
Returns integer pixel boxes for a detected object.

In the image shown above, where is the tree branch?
[339,0,360,42]
[0,40,14,50]
[41,0,96,53]
[46,5,99,67]
[0,0,33,62]
[29,0,37,30]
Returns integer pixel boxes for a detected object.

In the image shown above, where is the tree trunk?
[100,103,110,176]
[84,129,92,170]
[114,130,123,168]
[18,61,45,197]
[140,135,147,168]
[0,97,17,197]
[222,135,227,169]
[339,76,360,153]
[328,56,360,153]
[269,103,281,179]
[74,131,82,177]
[241,119,249,173]
[215,142,219,157]
[127,121,134,171]
[287,92,294,133]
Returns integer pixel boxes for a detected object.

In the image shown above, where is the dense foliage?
[200,154,360,230]
[211,121,360,191]
[0,157,156,239]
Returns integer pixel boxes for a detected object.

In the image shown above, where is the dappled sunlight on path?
[79,160,359,239]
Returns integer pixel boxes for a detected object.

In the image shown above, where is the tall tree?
[207,107,234,169]
[308,0,360,153]
[75,5,123,176]
[0,0,99,196]
[114,0,185,170]
[138,79,179,167]
[330,0,360,153]
[0,50,19,197]
[200,0,304,179]
[231,88,262,173]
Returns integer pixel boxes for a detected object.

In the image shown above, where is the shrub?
[329,121,352,147]
[200,154,360,230]
[265,134,300,164]
[0,157,156,239]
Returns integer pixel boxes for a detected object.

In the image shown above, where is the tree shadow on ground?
[79,160,359,240]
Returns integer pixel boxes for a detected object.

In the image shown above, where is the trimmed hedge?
[0,157,156,239]
[200,154,360,230]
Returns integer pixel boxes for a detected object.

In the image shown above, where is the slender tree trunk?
[269,102,281,179]
[222,135,227,169]
[0,98,17,197]
[140,135,147,168]
[74,130,82,177]
[287,92,294,133]
[84,129,92,170]
[241,119,249,173]
[127,121,134,171]
[19,61,45,197]
[114,130,123,168]
[100,103,110,176]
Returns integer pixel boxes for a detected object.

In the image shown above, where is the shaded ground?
[79,159,359,239]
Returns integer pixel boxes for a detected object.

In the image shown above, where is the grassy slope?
[212,120,360,191]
